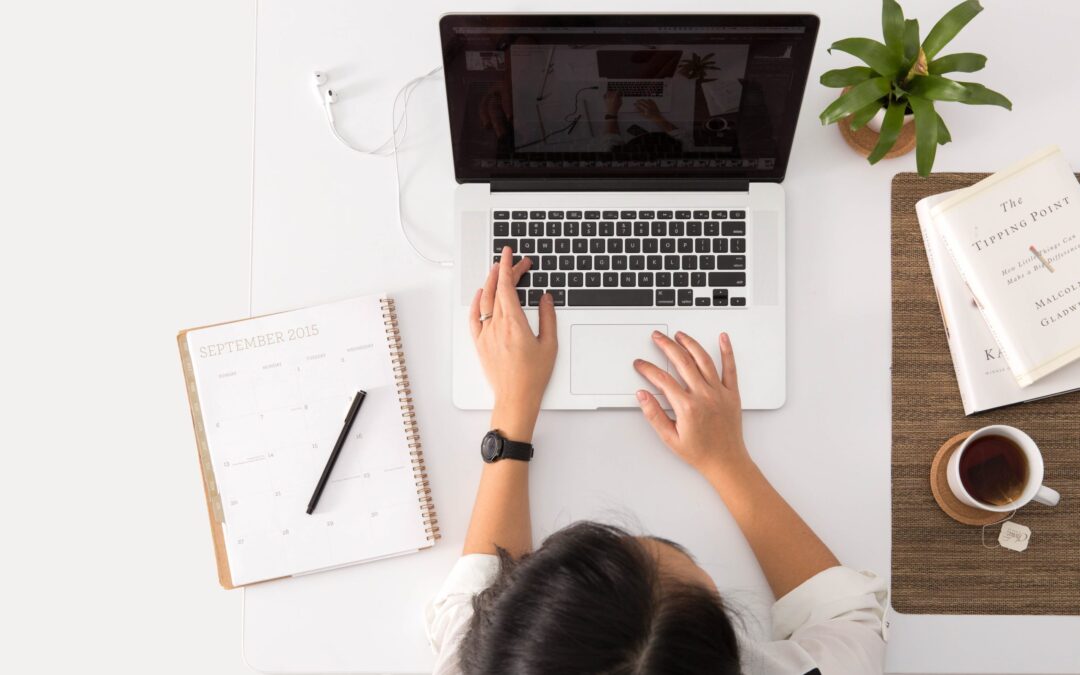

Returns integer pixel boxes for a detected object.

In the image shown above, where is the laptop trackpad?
[570,324,669,395]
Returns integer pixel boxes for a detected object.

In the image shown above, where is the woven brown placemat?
[891,172,1080,615]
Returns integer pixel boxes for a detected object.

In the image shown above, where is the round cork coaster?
[838,114,916,159]
[930,431,1002,526]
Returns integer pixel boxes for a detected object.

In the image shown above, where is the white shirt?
[425,555,888,675]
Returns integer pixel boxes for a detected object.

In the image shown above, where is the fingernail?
[633,358,643,366]
[721,332,730,346]
[652,330,662,339]
[674,331,684,340]
[635,390,647,402]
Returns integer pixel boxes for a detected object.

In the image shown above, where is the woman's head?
[459,522,741,675]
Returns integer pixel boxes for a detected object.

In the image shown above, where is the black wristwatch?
[481,429,534,463]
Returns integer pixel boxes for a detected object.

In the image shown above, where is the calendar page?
[185,295,430,586]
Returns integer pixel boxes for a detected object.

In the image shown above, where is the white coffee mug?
[947,425,1061,512]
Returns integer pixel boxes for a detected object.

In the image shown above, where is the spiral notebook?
[178,294,439,589]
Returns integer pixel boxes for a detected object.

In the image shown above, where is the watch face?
[481,432,501,462]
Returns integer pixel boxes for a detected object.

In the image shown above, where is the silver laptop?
[440,13,819,410]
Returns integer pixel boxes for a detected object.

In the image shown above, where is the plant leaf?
[819,77,892,125]
[868,101,907,164]
[850,100,884,131]
[909,96,939,177]
[820,66,875,88]
[882,0,906,56]
[902,19,920,68]
[936,112,952,145]
[922,0,983,59]
[928,52,987,74]
[906,74,970,101]
[829,38,903,78]
[955,81,1012,109]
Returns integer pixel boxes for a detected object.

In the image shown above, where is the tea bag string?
[981,510,1019,549]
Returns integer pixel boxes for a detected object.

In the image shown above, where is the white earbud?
[312,71,336,105]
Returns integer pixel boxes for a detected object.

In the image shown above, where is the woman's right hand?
[632,331,752,476]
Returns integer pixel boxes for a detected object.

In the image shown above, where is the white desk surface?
[244,1,1080,673]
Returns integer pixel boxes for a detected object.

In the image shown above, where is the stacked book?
[916,146,1080,415]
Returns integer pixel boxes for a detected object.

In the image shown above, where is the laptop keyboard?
[606,81,665,98]
[491,209,748,309]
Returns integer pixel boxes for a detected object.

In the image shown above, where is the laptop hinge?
[489,178,751,193]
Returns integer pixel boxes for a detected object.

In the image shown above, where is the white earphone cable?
[317,66,453,268]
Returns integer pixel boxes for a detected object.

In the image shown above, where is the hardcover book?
[917,190,1080,414]
[931,146,1080,386]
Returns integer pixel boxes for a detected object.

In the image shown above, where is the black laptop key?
[576,255,592,270]
[517,289,526,305]
[550,289,566,306]
[619,272,635,286]
[582,221,597,236]
[585,210,601,219]
[512,210,528,220]
[530,210,545,220]
[716,255,746,270]
[542,256,557,271]
[674,272,690,287]
[569,289,653,306]
[538,238,553,253]
[643,239,659,253]
[695,297,710,307]
[599,221,615,237]
[626,238,641,253]
[656,289,676,306]
[569,272,584,287]
[608,239,623,253]
[687,221,702,236]
[635,272,652,287]
[620,210,637,219]
[629,255,645,270]
[634,221,649,236]
[656,272,672,287]
[559,256,574,270]
[647,255,663,270]
[669,221,685,236]
[612,255,628,270]
[711,210,728,219]
[594,255,611,270]
[657,210,673,219]
[494,221,509,236]
[547,222,562,236]
[528,289,543,306]
[511,221,527,236]
[731,296,746,307]
[660,238,676,253]
[709,272,746,287]
[566,211,582,220]
[651,221,667,236]
[676,210,692,219]
[602,272,619,287]
[695,239,711,253]
[732,238,747,253]
[547,210,564,220]
[590,239,605,254]
[678,289,694,306]
[573,239,588,254]
[693,210,709,219]
[517,272,530,288]
[494,211,510,220]
[704,221,720,236]
[493,238,516,253]
[663,255,680,270]
[712,238,728,253]
[526,255,540,268]
[602,210,619,219]
[730,210,746,219]
[639,210,655,219]
[722,221,746,236]
[616,221,632,237]
[678,238,693,253]
[555,238,571,253]
[551,272,567,286]
[564,221,580,236]
[691,272,706,287]
[586,272,601,287]
[699,255,715,270]
[681,255,697,270]
[529,221,544,236]
[532,273,548,288]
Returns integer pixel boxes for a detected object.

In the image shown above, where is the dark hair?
[458,522,741,675]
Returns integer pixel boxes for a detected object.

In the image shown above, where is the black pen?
[306,390,367,514]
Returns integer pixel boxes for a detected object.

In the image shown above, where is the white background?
[4,1,1079,674]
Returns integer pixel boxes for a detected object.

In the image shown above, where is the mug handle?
[1035,485,1061,507]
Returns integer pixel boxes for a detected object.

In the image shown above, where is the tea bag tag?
[998,521,1031,552]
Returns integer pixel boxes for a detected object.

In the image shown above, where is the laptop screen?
[439,14,819,185]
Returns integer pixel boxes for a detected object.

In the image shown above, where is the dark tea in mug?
[958,434,1029,506]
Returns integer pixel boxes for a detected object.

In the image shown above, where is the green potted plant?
[819,0,1011,176]
[678,52,720,83]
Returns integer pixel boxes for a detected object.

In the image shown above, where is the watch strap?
[498,436,534,461]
